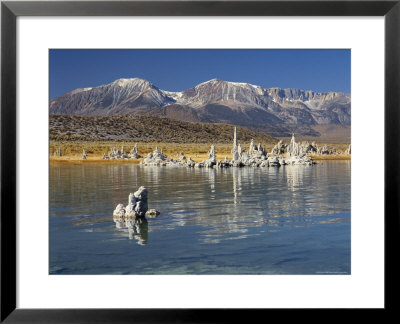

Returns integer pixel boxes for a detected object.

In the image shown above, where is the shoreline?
[49,139,351,164]
[50,154,351,164]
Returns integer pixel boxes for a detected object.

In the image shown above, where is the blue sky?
[49,49,350,99]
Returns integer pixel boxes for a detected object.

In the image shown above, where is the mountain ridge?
[50,77,351,137]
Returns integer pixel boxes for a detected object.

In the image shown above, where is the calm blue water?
[49,161,351,275]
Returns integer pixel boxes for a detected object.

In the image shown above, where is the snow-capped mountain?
[49,78,175,115]
[50,78,351,136]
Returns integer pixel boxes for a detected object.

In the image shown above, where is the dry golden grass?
[49,155,142,164]
[50,141,273,163]
[50,140,350,163]
[309,155,351,161]
[50,141,241,156]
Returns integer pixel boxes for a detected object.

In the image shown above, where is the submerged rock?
[146,209,160,217]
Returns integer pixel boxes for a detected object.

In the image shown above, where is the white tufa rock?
[129,143,142,159]
[270,140,286,155]
[124,186,148,217]
[113,187,150,219]
[113,204,126,217]
[208,145,216,164]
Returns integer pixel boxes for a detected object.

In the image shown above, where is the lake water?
[49,161,351,275]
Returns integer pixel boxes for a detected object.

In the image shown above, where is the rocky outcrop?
[104,145,141,160]
[178,152,186,161]
[287,134,300,157]
[248,139,267,159]
[146,209,160,218]
[186,157,195,167]
[129,143,142,159]
[179,144,219,168]
[270,140,286,155]
[113,189,159,243]
[268,156,281,166]
[230,127,269,166]
[141,147,169,166]
[113,187,158,219]
[208,145,216,164]
[278,136,349,157]
[141,147,189,166]
[284,135,315,165]
[286,154,314,165]
[286,136,321,157]
[113,204,126,217]
[125,187,148,217]
[139,128,318,168]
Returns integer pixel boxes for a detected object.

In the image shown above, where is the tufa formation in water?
[102,144,142,160]
[113,186,160,219]
[140,127,322,168]
[113,187,160,243]
[78,127,348,164]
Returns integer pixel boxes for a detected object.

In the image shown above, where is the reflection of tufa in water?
[114,216,148,244]
[126,217,148,244]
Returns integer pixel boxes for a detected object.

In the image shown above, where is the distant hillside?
[49,114,276,144]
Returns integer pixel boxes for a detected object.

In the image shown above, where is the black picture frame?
[1,0,399,322]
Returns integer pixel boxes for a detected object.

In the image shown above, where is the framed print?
[1,0,399,322]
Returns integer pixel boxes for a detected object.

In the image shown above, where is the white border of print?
[17,17,384,308]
